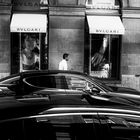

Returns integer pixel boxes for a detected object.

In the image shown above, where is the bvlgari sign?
[16,28,41,32]
[95,29,120,34]
[13,0,48,10]
[87,16,125,35]
[10,14,47,33]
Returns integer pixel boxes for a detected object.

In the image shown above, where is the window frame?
[23,75,67,89]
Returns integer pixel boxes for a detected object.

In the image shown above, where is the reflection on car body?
[0,70,140,106]
[1,105,140,140]
[1,71,140,140]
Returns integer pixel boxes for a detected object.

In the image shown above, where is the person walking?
[59,53,69,70]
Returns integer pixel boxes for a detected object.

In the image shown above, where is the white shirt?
[59,59,68,70]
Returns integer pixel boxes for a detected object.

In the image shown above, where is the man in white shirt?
[59,53,69,70]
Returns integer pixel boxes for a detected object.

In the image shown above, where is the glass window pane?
[66,76,87,90]
[20,33,40,71]
[25,75,66,89]
[90,34,120,79]
[65,76,99,92]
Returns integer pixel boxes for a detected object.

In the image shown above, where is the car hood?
[108,85,140,99]
[109,85,139,93]
[104,90,140,106]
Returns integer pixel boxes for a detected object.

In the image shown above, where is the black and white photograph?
[0,0,140,140]
[20,33,40,71]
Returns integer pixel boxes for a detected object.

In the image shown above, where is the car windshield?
[87,75,114,92]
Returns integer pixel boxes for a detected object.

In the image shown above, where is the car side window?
[99,114,140,140]
[24,75,67,89]
[65,76,100,92]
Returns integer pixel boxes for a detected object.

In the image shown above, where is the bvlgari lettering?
[17,28,41,32]
[96,29,119,34]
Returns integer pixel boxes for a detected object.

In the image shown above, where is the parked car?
[0,70,140,104]
[0,88,137,121]
[0,98,140,140]
[0,89,136,114]
[0,79,139,140]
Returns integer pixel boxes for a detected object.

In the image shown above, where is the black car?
[0,89,136,113]
[0,98,140,140]
[0,81,139,140]
[0,70,140,104]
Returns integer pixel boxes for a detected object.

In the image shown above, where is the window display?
[90,34,120,79]
[11,32,48,74]
[91,35,109,78]
[20,33,40,71]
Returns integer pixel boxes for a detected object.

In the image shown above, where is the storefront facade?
[0,0,140,90]
[48,0,85,72]
[85,0,125,80]
[122,0,140,90]
[10,0,48,73]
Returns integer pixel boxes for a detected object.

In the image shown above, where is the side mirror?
[91,87,100,93]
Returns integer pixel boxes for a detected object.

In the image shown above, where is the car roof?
[0,70,90,82]
[20,70,89,77]
[1,104,140,122]
[41,105,140,116]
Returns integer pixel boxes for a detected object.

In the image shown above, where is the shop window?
[20,33,40,71]
[90,34,121,79]
[11,33,48,74]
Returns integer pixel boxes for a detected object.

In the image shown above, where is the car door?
[0,109,100,140]
[98,111,140,140]
[35,110,101,140]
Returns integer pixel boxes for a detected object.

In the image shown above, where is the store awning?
[87,16,125,35]
[10,14,47,33]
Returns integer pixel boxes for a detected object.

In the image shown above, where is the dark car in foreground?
[0,97,140,140]
[0,81,139,140]
[0,70,140,104]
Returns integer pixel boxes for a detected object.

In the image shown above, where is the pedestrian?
[59,53,69,70]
